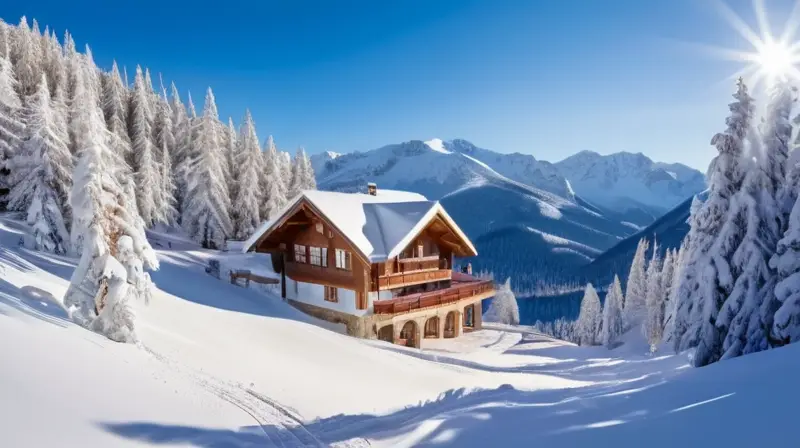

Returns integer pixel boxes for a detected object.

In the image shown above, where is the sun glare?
[756,40,793,80]
[696,0,800,90]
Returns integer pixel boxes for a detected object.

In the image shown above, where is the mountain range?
[311,138,705,293]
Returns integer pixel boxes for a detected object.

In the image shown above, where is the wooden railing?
[373,280,494,315]
[396,256,444,273]
[285,261,354,288]
[377,269,451,290]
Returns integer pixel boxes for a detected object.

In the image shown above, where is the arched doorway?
[444,312,457,338]
[378,324,394,343]
[399,321,418,347]
[424,316,440,338]
[464,304,475,330]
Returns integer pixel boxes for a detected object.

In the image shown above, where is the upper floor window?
[294,244,307,263]
[309,246,328,266]
[335,249,351,270]
[315,222,324,234]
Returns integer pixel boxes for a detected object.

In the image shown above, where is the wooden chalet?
[244,184,495,348]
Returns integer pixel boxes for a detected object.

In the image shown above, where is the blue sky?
[1,0,790,170]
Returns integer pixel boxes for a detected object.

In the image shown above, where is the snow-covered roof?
[243,189,477,262]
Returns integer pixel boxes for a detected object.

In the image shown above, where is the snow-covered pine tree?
[154,92,177,226]
[678,79,755,364]
[6,75,71,253]
[63,65,158,342]
[672,196,704,352]
[576,283,602,346]
[287,146,307,200]
[0,43,24,199]
[181,88,232,248]
[302,148,316,190]
[665,244,686,344]
[486,278,520,325]
[261,135,289,221]
[660,249,676,330]
[101,61,132,188]
[770,183,800,344]
[644,242,665,351]
[624,237,649,329]
[129,66,162,227]
[232,110,262,239]
[225,117,237,204]
[169,83,190,216]
[10,17,42,97]
[601,274,625,349]
[712,81,790,364]
[279,150,292,192]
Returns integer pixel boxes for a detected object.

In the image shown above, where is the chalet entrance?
[444,311,457,338]
[399,321,418,348]
[424,316,440,338]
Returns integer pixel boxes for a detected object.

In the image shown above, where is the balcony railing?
[377,269,451,290]
[285,261,354,288]
[373,279,494,315]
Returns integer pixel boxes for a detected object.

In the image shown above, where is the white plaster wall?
[286,278,370,317]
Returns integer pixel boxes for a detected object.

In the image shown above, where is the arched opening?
[399,321,418,348]
[464,304,475,330]
[424,316,440,338]
[444,312,457,338]
[377,324,394,343]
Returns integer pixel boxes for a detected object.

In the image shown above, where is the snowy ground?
[1,214,799,447]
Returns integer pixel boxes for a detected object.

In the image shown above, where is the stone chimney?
[367,182,377,196]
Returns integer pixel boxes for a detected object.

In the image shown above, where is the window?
[321,247,328,267]
[417,243,424,258]
[356,291,367,310]
[294,244,307,263]
[324,286,338,302]
[309,247,322,266]
[315,222,324,234]
[335,249,351,270]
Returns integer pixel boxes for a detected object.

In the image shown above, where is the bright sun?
[757,40,794,79]
[697,0,800,90]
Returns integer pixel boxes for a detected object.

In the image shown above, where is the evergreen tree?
[673,196,704,352]
[576,283,602,346]
[129,66,161,227]
[665,244,686,344]
[169,82,190,216]
[261,135,288,221]
[679,79,755,363]
[11,17,42,97]
[225,117,237,203]
[712,81,790,364]
[486,278,520,325]
[64,65,157,342]
[154,93,177,226]
[0,44,24,198]
[288,146,315,199]
[101,61,132,188]
[624,238,649,329]
[644,243,665,351]
[232,110,263,239]
[6,75,71,253]
[182,88,232,248]
[771,183,800,344]
[602,274,625,349]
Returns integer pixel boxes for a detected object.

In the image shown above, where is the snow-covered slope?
[554,150,706,213]
[2,215,800,447]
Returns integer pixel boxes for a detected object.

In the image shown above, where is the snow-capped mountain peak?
[424,138,452,154]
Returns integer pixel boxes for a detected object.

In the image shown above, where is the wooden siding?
[253,199,370,308]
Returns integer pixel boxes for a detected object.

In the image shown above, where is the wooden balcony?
[373,279,494,315]
[284,261,355,289]
[377,269,451,290]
